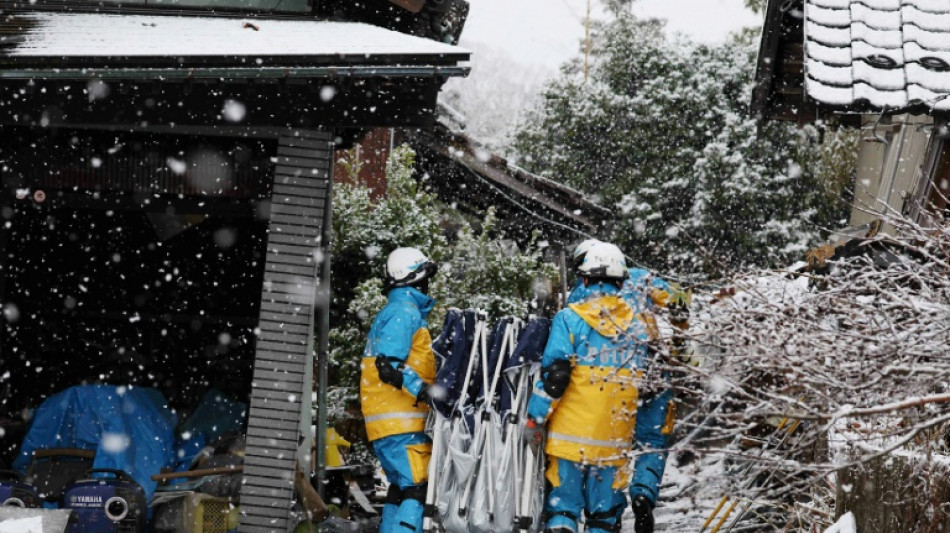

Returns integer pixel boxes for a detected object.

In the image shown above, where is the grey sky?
[460,0,762,70]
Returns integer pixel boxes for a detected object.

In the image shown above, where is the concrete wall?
[850,114,935,230]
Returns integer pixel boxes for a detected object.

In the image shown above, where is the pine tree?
[514,14,850,278]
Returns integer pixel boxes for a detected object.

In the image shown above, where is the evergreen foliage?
[326,145,555,433]
[513,14,851,278]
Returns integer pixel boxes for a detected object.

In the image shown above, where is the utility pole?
[584,0,591,83]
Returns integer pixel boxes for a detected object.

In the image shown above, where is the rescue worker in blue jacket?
[564,240,686,532]
[361,247,438,533]
[525,242,676,533]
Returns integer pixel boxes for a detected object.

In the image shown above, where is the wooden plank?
[236,522,284,533]
[255,342,307,358]
[244,451,297,466]
[244,447,297,462]
[241,498,294,515]
[275,155,332,169]
[243,455,297,471]
[245,409,299,428]
[261,291,313,306]
[266,241,317,257]
[260,302,311,318]
[258,320,311,335]
[256,331,308,347]
[250,388,305,402]
[268,232,321,248]
[238,517,288,531]
[246,428,299,444]
[259,311,310,327]
[269,215,324,231]
[243,464,295,481]
[251,378,304,394]
[264,284,316,302]
[239,513,288,525]
[268,202,324,221]
[248,401,301,421]
[271,186,327,204]
[246,416,302,432]
[260,295,313,309]
[245,436,298,453]
[272,184,331,201]
[276,146,332,159]
[273,173,330,189]
[264,281,316,298]
[253,357,308,372]
[264,262,315,276]
[266,279,316,294]
[278,135,330,148]
[272,192,326,206]
[259,298,312,313]
[242,476,294,492]
[254,349,308,365]
[241,492,295,508]
[269,211,324,230]
[238,508,290,520]
[251,370,306,388]
[268,223,321,238]
[264,249,317,265]
[274,166,329,180]
[254,358,309,374]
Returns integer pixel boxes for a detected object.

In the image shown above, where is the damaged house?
[753,0,950,233]
[0,0,469,531]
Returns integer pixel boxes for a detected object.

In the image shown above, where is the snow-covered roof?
[0,12,469,67]
[804,0,950,111]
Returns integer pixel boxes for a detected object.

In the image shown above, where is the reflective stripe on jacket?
[361,287,436,442]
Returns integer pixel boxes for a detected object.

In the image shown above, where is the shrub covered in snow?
[679,212,950,530]
[513,12,853,278]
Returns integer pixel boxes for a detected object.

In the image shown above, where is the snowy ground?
[625,452,728,532]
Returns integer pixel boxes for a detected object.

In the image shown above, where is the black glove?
[631,495,655,533]
[415,384,432,407]
[375,357,404,390]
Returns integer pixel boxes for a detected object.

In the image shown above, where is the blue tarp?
[172,389,247,472]
[431,309,481,419]
[13,385,177,501]
[500,317,550,414]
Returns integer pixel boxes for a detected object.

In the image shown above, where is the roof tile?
[804,0,950,110]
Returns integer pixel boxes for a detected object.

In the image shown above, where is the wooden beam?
[388,0,426,13]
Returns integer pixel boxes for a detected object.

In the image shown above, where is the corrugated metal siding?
[239,130,332,533]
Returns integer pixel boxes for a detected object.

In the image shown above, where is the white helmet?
[577,242,629,281]
[385,247,438,289]
[571,239,602,270]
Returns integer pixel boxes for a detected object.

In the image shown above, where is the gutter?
[0,64,471,81]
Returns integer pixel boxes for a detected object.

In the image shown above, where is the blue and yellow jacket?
[528,283,674,502]
[360,287,436,442]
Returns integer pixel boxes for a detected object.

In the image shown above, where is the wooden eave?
[752,0,817,124]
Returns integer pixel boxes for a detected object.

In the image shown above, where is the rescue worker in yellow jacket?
[361,247,438,533]
[525,242,674,533]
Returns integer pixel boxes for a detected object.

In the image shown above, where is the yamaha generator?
[0,470,39,507]
[63,469,146,533]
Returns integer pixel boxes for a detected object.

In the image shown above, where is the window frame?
[913,118,950,226]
